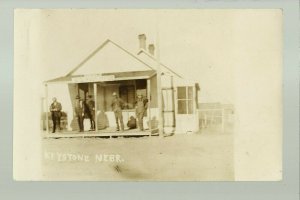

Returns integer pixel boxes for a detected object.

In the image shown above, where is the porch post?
[94,83,98,131]
[156,26,163,138]
[147,79,152,137]
[45,83,49,134]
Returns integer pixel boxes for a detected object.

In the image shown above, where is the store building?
[44,34,200,137]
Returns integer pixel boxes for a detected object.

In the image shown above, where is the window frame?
[177,86,194,114]
[119,84,136,109]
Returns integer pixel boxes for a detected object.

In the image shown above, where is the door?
[176,86,198,133]
[78,83,89,99]
[161,74,176,134]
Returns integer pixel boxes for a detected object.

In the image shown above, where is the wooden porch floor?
[43,127,159,139]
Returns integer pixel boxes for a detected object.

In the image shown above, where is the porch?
[43,127,159,139]
[44,69,160,134]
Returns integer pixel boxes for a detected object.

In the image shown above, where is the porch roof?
[46,70,156,84]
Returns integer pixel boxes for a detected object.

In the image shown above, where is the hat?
[112,92,117,96]
[75,95,80,99]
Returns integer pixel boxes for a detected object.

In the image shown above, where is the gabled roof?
[137,49,183,78]
[46,39,185,83]
[66,39,155,77]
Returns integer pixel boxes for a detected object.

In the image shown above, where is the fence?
[198,104,234,132]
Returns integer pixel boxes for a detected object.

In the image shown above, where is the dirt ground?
[41,126,234,181]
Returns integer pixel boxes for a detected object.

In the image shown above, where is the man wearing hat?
[111,92,124,131]
[74,95,84,132]
[49,97,62,133]
[135,94,148,131]
[87,94,96,131]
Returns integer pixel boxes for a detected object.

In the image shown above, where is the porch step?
[43,129,159,139]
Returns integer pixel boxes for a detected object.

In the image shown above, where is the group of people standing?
[111,92,148,132]
[49,95,95,133]
[49,92,148,133]
[74,95,96,132]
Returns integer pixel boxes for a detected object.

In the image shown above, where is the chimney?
[138,34,146,50]
[148,44,155,56]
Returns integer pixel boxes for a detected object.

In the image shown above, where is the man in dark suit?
[49,97,62,133]
[75,96,85,132]
[87,95,96,131]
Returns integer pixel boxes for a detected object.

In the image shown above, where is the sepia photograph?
[13,9,282,181]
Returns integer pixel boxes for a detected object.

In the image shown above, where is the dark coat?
[50,102,62,118]
[87,100,95,115]
[127,116,137,129]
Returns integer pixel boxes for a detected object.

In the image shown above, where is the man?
[87,95,96,131]
[49,97,62,133]
[74,96,84,132]
[135,94,148,131]
[111,92,124,131]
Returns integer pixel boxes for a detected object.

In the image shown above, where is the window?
[177,86,194,114]
[119,85,135,109]
[118,79,147,110]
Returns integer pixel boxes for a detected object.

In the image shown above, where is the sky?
[15,9,281,105]
[20,9,238,104]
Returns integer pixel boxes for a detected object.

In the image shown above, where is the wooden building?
[44,34,200,137]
